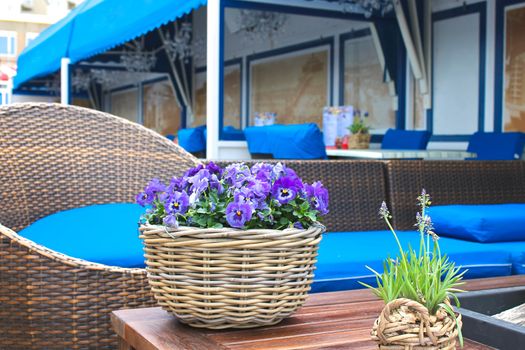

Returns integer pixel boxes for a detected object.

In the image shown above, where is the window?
[0,31,17,57]
[25,32,39,47]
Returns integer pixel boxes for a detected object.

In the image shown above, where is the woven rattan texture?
[216,160,388,232]
[140,224,323,329]
[0,103,200,349]
[372,298,460,350]
[386,160,525,230]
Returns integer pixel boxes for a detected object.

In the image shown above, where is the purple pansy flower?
[163,214,179,228]
[165,191,190,215]
[209,173,224,194]
[136,178,166,206]
[225,202,253,228]
[251,163,274,181]
[305,181,329,215]
[247,177,271,199]
[188,169,210,195]
[273,163,298,180]
[272,176,303,204]
[224,163,251,187]
[206,161,223,176]
[184,164,204,178]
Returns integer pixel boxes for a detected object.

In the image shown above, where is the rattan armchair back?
[0,103,199,349]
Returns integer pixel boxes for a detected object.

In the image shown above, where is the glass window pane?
[143,80,181,136]
[343,35,395,131]
[9,36,15,54]
[192,64,242,129]
[250,49,328,127]
[0,37,8,54]
[110,89,138,122]
[504,5,525,132]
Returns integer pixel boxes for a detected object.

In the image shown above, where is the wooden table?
[326,148,475,160]
[111,276,525,350]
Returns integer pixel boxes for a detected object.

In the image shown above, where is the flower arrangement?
[363,190,465,348]
[136,162,329,230]
[348,111,370,135]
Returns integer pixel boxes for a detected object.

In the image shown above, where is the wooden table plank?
[111,275,525,350]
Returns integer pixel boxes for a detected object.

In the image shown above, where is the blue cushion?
[488,241,525,275]
[18,203,145,268]
[178,126,206,153]
[203,126,246,141]
[430,204,525,243]
[245,124,327,159]
[467,132,525,160]
[381,129,431,150]
[312,230,513,293]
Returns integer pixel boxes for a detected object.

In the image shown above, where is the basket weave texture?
[372,298,462,350]
[140,224,324,329]
[348,133,371,149]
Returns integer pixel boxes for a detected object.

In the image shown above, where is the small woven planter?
[140,224,324,329]
[348,133,371,149]
[372,298,462,350]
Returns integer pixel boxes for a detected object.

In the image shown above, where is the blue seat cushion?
[381,129,431,150]
[18,203,145,268]
[178,126,206,153]
[312,230,514,293]
[245,124,327,159]
[467,132,525,160]
[430,204,525,243]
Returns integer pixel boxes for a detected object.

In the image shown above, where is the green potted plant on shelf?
[347,112,371,149]
[362,190,465,349]
[136,162,329,329]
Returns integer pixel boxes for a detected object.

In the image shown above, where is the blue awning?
[14,0,206,88]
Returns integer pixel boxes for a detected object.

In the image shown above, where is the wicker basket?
[347,133,371,149]
[140,224,324,329]
[371,298,462,350]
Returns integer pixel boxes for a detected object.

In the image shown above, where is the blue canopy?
[14,0,206,88]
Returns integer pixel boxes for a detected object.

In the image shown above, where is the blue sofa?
[17,160,525,294]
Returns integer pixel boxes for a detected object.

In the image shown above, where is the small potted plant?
[362,190,465,349]
[136,162,328,329]
[347,112,371,149]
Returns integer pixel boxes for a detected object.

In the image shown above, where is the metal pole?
[60,57,71,104]
[206,0,222,159]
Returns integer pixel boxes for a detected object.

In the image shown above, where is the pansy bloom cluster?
[136,162,329,230]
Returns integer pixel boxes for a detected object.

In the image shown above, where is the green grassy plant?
[360,190,465,346]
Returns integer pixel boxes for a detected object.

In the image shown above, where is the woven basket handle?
[380,298,430,323]
[377,298,438,345]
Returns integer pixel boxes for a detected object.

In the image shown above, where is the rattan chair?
[0,103,200,349]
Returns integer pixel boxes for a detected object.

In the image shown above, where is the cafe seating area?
[1,103,525,349]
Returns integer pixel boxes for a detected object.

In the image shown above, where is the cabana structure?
[12,0,525,159]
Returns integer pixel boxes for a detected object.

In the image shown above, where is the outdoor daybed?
[1,103,524,349]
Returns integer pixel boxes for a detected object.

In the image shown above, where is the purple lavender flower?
[165,191,190,215]
[225,202,253,228]
[305,181,329,215]
[271,176,303,204]
[163,214,179,228]
[206,161,223,176]
[136,178,166,206]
